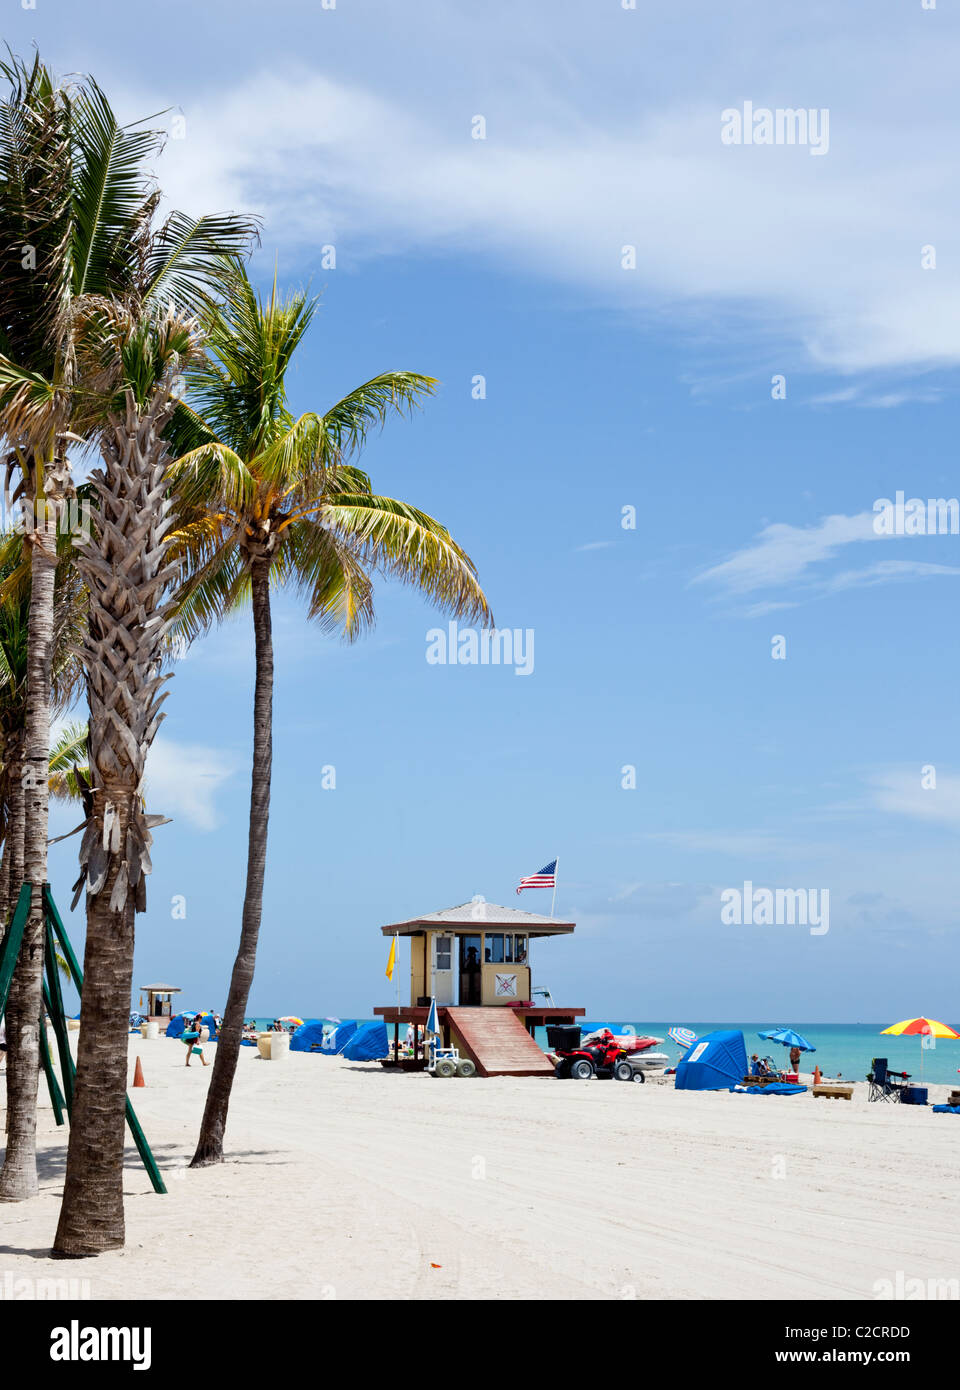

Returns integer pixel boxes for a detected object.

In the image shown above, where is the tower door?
[459,934,482,1005]
[431,934,454,1005]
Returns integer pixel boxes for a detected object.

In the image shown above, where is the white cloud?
[693,512,879,596]
[144,737,241,831]
[866,767,960,832]
[110,0,960,375]
[693,512,960,609]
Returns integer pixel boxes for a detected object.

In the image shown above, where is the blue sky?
[17,0,960,1020]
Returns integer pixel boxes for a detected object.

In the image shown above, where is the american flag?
[516,860,557,894]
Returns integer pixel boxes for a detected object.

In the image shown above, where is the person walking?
[183,1014,210,1068]
[789,1045,801,1074]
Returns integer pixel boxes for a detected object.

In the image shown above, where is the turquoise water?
[247,1017,960,1085]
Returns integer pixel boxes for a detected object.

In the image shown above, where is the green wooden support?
[38,1012,66,1126]
[31,884,167,1189]
[41,887,81,985]
[41,884,166,1195]
[43,921,74,1112]
[0,882,32,1018]
[122,1097,167,1194]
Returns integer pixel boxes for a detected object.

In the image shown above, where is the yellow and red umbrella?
[279,1016,303,1027]
[881,1017,959,1081]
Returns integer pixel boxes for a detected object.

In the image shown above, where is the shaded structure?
[140,983,180,1020]
[375,899,583,1076]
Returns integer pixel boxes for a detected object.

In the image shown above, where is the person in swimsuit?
[183,1013,209,1067]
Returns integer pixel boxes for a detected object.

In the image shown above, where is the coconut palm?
[0,51,257,1206]
[165,261,491,1166]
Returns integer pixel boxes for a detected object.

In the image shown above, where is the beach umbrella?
[758,1027,816,1053]
[669,1026,698,1051]
[881,1016,959,1082]
[425,998,440,1036]
[279,1016,303,1026]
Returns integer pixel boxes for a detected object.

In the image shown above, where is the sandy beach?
[3,1035,958,1301]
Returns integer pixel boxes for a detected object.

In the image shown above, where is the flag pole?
[550,858,559,918]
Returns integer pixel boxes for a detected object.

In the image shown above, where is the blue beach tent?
[291,1019,358,1054]
[341,1021,390,1061]
[165,1011,218,1040]
[675,1029,747,1090]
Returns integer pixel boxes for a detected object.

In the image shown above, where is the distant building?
[139,984,181,1019]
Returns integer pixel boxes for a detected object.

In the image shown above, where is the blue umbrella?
[425,998,440,1035]
[758,1027,816,1053]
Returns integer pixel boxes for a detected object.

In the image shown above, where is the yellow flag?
[385,934,397,981]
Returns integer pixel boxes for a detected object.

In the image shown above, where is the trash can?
[257,1033,272,1060]
[270,1031,290,1061]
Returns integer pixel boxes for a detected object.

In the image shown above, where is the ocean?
[251,1016,960,1084]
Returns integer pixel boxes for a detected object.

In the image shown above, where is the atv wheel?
[570,1058,594,1080]
[613,1059,634,1082]
[555,1060,570,1079]
[457,1059,477,1078]
[434,1059,457,1078]
[632,1069,646,1083]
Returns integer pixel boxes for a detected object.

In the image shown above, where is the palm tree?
[165,261,490,1165]
[0,520,83,1181]
[0,534,86,930]
[0,52,257,1207]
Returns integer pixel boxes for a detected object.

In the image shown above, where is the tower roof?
[381,901,575,937]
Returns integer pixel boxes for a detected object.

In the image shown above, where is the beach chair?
[867,1057,908,1102]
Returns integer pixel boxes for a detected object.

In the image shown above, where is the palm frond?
[318,494,491,624]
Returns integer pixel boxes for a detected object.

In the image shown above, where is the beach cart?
[426,1037,476,1078]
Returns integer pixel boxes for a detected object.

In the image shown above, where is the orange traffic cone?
[813,1064,821,1086]
[133,1056,145,1088]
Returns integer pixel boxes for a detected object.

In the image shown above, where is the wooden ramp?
[445,1007,555,1077]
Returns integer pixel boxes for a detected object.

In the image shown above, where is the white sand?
[3,1039,959,1300]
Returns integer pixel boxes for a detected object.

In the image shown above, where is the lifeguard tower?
[140,983,181,1021]
[374,900,584,1076]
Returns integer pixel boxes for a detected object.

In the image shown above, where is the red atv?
[548,1025,635,1082]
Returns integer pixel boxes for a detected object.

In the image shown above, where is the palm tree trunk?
[1,739,25,1151]
[0,525,56,1201]
[191,557,273,1167]
[52,802,134,1252]
[53,389,176,1255]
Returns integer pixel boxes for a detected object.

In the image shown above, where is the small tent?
[341,1020,389,1061]
[165,1011,219,1040]
[674,1028,746,1091]
[291,1019,358,1054]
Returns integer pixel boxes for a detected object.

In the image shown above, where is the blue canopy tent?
[165,1011,219,1040]
[291,1019,358,1054]
[675,1029,747,1090]
[341,1021,389,1061]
